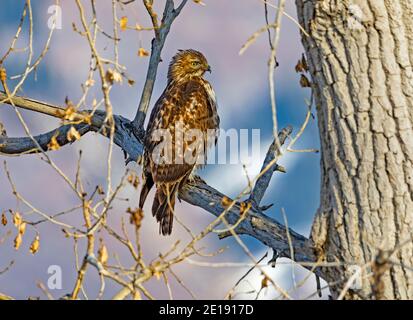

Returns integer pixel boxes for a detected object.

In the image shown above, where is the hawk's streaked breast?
[139,49,220,236]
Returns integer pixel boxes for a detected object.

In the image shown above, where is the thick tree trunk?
[295,0,413,299]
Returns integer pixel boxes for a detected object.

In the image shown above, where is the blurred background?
[0,0,326,299]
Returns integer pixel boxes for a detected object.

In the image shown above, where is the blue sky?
[0,0,323,299]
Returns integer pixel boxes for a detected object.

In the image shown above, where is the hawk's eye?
[192,61,200,67]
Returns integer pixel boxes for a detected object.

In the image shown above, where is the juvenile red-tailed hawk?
[139,49,220,235]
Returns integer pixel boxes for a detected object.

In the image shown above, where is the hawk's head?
[168,49,211,82]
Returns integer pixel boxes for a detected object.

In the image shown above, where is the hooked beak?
[206,65,212,73]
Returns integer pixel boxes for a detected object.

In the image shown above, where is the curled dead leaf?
[127,173,139,189]
[240,201,252,216]
[120,16,128,31]
[105,68,123,85]
[47,134,61,151]
[193,0,206,5]
[137,47,149,57]
[85,79,95,87]
[1,212,7,226]
[98,239,109,265]
[0,67,6,83]
[12,212,22,227]
[18,222,27,236]
[83,114,92,125]
[151,261,162,280]
[29,235,40,254]
[295,54,309,73]
[221,196,232,208]
[300,74,311,88]
[56,99,77,122]
[14,233,22,250]
[67,126,81,142]
[127,207,144,229]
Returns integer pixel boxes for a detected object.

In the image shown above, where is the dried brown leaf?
[137,47,149,57]
[1,212,7,226]
[105,68,122,85]
[127,173,139,189]
[29,235,40,254]
[12,212,22,227]
[14,233,22,250]
[240,202,252,216]
[98,239,109,265]
[221,196,232,208]
[67,126,81,142]
[18,222,26,236]
[47,135,60,151]
[300,74,311,88]
[127,207,144,229]
[120,16,128,31]
[0,67,6,83]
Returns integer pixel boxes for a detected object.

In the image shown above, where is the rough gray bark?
[1,0,321,300]
[296,0,413,299]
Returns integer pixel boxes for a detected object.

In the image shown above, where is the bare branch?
[181,177,315,266]
[0,123,89,155]
[0,92,316,277]
[249,125,292,208]
[0,93,143,159]
[0,91,87,121]
[132,0,189,133]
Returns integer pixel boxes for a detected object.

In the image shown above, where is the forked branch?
[0,92,316,273]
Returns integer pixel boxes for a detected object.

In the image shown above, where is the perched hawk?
[139,49,220,235]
